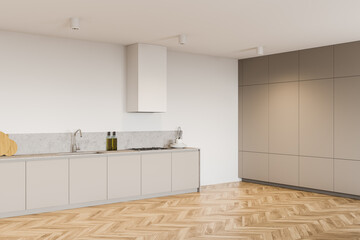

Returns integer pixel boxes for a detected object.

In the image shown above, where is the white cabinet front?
[142,153,171,195]
[0,162,25,213]
[70,156,107,204]
[108,155,141,199]
[27,159,68,209]
[172,151,199,191]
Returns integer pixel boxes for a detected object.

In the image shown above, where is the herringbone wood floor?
[0,182,360,240]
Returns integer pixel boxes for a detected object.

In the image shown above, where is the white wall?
[164,52,238,185]
[0,31,126,133]
[0,31,238,185]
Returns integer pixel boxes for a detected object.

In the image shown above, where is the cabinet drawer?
[108,155,141,199]
[299,157,333,191]
[334,159,360,195]
[70,156,107,204]
[142,153,171,195]
[238,152,243,178]
[172,151,199,191]
[243,152,268,182]
[0,162,25,213]
[27,159,68,209]
[269,154,298,186]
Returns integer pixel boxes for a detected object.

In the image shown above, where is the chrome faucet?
[71,129,83,152]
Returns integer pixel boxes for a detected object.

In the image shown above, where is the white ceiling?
[1,0,360,59]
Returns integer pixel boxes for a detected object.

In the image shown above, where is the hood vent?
[126,43,167,113]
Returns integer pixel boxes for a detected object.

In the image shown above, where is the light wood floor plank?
[0,182,360,239]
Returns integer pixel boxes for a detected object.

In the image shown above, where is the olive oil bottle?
[112,131,117,151]
[106,132,112,151]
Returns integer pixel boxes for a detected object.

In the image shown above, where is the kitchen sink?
[129,147,170,151]
[53,151,105,156]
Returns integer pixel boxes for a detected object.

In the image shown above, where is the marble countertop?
[0,147,199,162]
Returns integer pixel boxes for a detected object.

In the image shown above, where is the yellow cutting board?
[5,139,18,156]
[0,132,11,156]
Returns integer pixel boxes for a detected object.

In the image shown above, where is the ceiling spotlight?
[257,46,264,55]
[70,17,80,30]
[179,34,187,45]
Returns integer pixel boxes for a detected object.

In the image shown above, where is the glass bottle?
[112,131,117,151]
[106,132,112,151]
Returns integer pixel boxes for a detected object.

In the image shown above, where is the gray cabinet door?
[243,56,268,85]
[269,82,299,155]
[238,60,243,86]
[238,87,242,151]
[108,155,141,199]
[300,157,333,191]
[334,159,360,195]
[300,79,333,158]
[70,156,107,204]
[243,152,268,182]
[243,85,269,153]
[334,41,360,77]
[0,162,25,213]
[299,46,333,80]
[238,151,243,178]
[334,76,360,160]
[269,51,298,83]
[27,159,68,209]
[142,153,171,195]
[172,151,199,191]
[269,154,298,186]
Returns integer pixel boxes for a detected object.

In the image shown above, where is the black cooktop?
[130,147,169,151]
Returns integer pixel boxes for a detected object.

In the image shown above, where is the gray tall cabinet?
[239,41,360,196]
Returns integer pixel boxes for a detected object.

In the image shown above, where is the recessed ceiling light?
[70,17,80,30]
[257,46,264,55]
[179,34,187,45]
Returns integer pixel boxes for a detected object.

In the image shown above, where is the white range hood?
[126,43,167,113]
